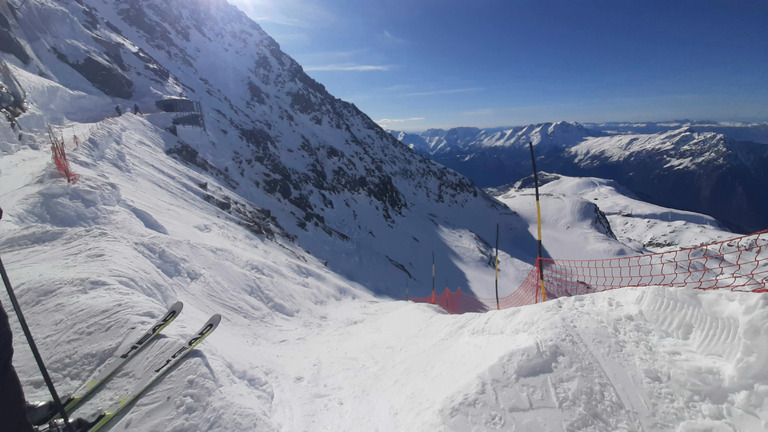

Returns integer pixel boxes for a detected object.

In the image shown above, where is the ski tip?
[169,301,184,313]
[185,314,222,350]
[200,314,222,337]
[208,313,222,329]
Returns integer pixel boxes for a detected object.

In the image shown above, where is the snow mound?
[442,287,768,431]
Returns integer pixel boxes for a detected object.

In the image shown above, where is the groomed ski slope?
[1,106,767,430]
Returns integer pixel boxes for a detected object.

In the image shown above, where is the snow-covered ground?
[2,118,767,431]
[494,175,734,257]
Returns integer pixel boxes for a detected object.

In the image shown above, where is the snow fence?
[412,229,768,314]
[49,126,81,184]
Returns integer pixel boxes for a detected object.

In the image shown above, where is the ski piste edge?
[61,301,184,416]
[86,313,222,432]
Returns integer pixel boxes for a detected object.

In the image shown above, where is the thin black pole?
[528,142,547,302]
[431,252,436,304]
[494,223,500,310]
[0,219,73,431]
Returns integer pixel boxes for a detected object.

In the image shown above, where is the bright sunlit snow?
[2,113,767,431]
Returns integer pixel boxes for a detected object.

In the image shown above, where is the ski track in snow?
[440,288,768,432]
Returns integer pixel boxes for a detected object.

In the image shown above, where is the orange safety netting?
[50,130,81,184]
[412,229,768,314]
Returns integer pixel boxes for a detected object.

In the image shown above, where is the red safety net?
[410,265,544,314]
[412,230,768,314]
[50,129,81,184]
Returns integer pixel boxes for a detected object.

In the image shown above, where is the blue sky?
[230,0,768,131]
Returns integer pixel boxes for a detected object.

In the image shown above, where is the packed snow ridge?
[1,0,767,431]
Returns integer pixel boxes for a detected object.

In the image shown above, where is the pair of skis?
[52,302,220,431]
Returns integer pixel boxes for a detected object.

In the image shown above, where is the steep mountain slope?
[395,123,768,233]
[0,0,537,299]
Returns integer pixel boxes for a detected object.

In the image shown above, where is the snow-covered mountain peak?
[514,121,592,150]
[567,126,730,168]
[542,120,589,140]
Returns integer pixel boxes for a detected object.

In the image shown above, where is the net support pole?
[431,252,436,304]
[495,223,500,310]
[529,141,547,302]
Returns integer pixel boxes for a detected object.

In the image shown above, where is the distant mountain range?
[585,121,768,144]
[392,122,768,233]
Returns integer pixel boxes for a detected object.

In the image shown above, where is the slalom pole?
[494,223,500,310]
[528,142,547,302]
[0,210,74,432]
